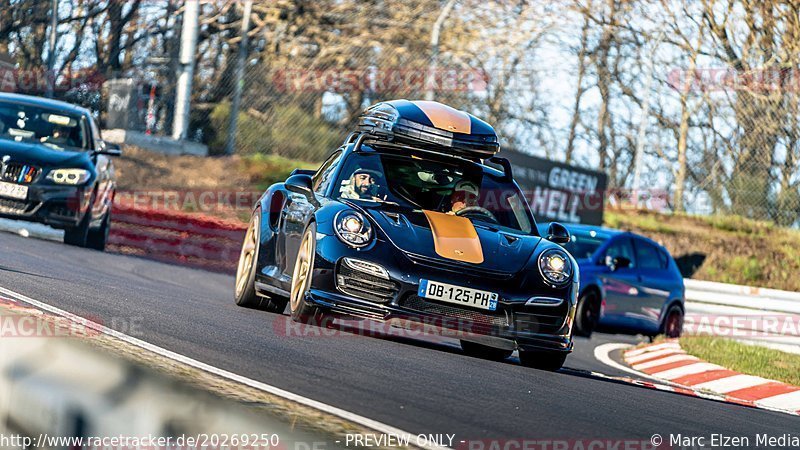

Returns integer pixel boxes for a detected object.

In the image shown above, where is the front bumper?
[0,185,90,229]
[304,234,576,353]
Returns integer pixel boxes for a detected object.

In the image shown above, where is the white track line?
[0,218,63,241]
[0,285,447,450]
[594,343,704,386]
[593,343,663,380]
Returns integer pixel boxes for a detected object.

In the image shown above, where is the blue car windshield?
[0,102,88,151]
[334,152,536,234]
[562,232,609,260]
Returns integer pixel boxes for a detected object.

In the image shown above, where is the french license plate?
[0,181,28,200]
[419,279,498,311]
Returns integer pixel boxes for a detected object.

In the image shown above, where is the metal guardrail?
[683,279,800,354]
[684,278,800,315]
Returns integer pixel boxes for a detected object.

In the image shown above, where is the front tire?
[460,340,513,361]
[289,222,323,325]
[518,349,567,371]
[235,208,288,313]
[86,210,110,251]
[64,209,91,247]
[574,290,600,338]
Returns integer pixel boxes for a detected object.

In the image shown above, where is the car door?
[597,236,643,328]
[633,238,674,331]
[281,151,341,277]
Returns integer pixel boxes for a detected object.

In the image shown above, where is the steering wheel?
[455,206,498,223]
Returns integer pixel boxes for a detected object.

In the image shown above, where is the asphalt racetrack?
[1,230,797,445]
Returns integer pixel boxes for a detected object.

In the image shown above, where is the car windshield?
[334,151,535,234]
[562,232,609,260]
[0,102,88,151]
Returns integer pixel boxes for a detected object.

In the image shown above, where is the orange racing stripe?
[423,210,483,264]
[412,101,472,134]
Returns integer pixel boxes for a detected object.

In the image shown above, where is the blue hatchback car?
[538,223,685,338]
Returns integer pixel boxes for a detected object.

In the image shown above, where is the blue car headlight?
[334,210,373,248]
[538,248,573,286]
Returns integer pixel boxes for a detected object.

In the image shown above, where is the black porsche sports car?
[235,99,578,370]
[0,93,120,250]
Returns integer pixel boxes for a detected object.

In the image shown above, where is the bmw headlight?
[47,168,91,185]
[538,248,572,286]
[334,211,373,248]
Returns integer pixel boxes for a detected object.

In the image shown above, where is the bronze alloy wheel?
[290,223,322,323]
[235,212,259,300]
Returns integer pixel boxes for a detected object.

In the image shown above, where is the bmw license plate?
[419,279,498,311]
[0,181,28,200]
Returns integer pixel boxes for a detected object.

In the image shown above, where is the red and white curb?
[622,340,800,416]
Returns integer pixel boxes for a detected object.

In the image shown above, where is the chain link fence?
[4,0,800,227]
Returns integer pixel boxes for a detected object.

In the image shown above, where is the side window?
[605,237,636,268]
[634,239,662,270]
[658,248,670,270]
[313,151,342,194]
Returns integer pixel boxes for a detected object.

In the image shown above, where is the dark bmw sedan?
[539,223,685,338]
[0,93,120,250]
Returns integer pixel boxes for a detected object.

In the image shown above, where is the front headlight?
[334,211,373,248]
[538,248,573,286]
[47,168,91,185]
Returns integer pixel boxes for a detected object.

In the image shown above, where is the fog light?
[343,257,389,280]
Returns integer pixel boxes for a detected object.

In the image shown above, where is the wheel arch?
[661,298,685,323]
[660,299,686,336]
[580,283,603,302]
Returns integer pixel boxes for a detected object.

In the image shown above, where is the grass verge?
[680,336,800,386]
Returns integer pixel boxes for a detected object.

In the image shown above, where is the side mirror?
[291,168,316,176]
[605,255,631,271]
[97,141,122,156]
[546,222,571,244]
[285,173,315,201]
